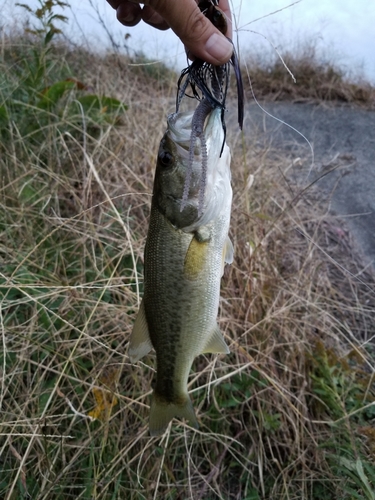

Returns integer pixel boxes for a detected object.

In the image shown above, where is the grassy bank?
[239,44,375,106]
[1,10,375,500]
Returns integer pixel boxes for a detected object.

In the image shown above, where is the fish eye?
[159,150,173,167]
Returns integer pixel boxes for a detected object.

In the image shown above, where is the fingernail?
[205,33,233,63]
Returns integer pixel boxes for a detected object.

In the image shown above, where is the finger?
[111,2,143,27]
[141,5,169,31]
[147,0,233,64]
[106,0,124,7]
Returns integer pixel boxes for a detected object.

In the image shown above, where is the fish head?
[153,108,231,231]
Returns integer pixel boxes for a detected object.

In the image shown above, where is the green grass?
[1,7,375,499]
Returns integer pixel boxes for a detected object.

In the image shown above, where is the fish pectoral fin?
[184,235,209,280]
[128,299,153,363]
[224,236,234,264]
[202,324,230,355]
[221,236,234,275]
[194,226,211,243]
[149,393,198,436]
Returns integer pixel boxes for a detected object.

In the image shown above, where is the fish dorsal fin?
[221,236,234,275]
[128,299,153,363]
[202,324,230,355]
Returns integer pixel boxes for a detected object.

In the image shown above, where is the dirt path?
[234,102,375,268]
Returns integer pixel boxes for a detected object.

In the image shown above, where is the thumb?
[143,0,233,65]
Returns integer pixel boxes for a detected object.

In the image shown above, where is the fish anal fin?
[202,324,230,355]
[128,299,153,363]
[149,393,199,436]
[184,235,209,280]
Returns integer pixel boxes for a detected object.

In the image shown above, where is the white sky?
[2,0,375,83]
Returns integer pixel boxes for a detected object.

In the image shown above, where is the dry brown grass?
[238,45,375,107]
[1,38,375,500]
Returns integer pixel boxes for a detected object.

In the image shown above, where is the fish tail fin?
[149,393,199,436]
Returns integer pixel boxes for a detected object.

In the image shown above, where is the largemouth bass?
[128,107,233,436]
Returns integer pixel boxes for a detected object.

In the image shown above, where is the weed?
[1,0,126,165]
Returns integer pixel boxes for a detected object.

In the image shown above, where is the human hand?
[106,0,233,65]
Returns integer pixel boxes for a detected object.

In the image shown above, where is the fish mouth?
[167,109,222,160]
[163,107,230,232]
[167,112,192,156]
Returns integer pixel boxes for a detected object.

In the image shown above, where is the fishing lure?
[178,0,244,213]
